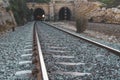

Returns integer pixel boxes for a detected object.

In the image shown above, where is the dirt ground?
[52,21,120,43]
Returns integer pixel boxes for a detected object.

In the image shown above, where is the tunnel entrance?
[34,8,45,20]
[59,7,71,20]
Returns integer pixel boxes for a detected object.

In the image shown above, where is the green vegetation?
[0,20,14,32]
[35,0,50,3]
[76,16,88,33]
[26,0,51,3]
[75,1,99,33]
[7,0,51,25]
[98,0,120,7]
[0,25,8,32]
[8,0,33,25]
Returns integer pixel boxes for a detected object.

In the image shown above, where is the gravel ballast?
[37,22,120,80]
[0,22,35,80]
[49,22,120,51]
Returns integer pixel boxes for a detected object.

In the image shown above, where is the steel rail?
[43,22,120,56]
[34,22,49,80]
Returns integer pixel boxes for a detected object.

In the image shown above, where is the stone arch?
[58,7,71,20]
[33,8,45,20]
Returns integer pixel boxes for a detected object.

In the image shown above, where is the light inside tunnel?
[34,8,45,20]
[59,7,71,20]
[42,14,45,18]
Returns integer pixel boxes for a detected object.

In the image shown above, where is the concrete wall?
[54,2,75,20]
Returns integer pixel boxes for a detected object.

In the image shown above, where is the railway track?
[33,23,49,80]
[44,22,120,55]
[14,21,120,80]
[34,21,120,80]
[14,22,48,80]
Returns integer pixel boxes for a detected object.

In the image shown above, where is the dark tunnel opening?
[34,8,45,20]
[59,7,71,20]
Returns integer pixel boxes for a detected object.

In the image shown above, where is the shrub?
[6,7,10,12]
[0,25,7,32]
[76,16,88,33]
[6,20,13,25]
[0,20,14,33]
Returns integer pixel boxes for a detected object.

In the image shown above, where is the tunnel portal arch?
[59,7,71,20]
[34,8,45,20]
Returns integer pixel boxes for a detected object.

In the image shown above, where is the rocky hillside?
[89,7,120,24]
[0,0,16,32]
[75,0,120,24]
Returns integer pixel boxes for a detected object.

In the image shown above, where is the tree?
[8,0,51,25]
[8,0,32,25]
[75,0,101,33]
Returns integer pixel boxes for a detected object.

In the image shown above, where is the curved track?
[35,21,120,80]
[43,22,120,56]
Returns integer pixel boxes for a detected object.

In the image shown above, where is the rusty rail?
[32,22,49,80]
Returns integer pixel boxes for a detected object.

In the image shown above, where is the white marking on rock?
[47,50,70,53]
[15,70,32,76]
[25,43,32,45]
[19,61,32,65]
[95,54,104,57]
[18,49,32,51]
[48,46,67,49]
[24,49,32,51]
[53,55,74,58]
[55,62,85,65]
[23,49,32,51]
[21,54,32,57]
[53,71,91,76]
[24,45,32,48]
